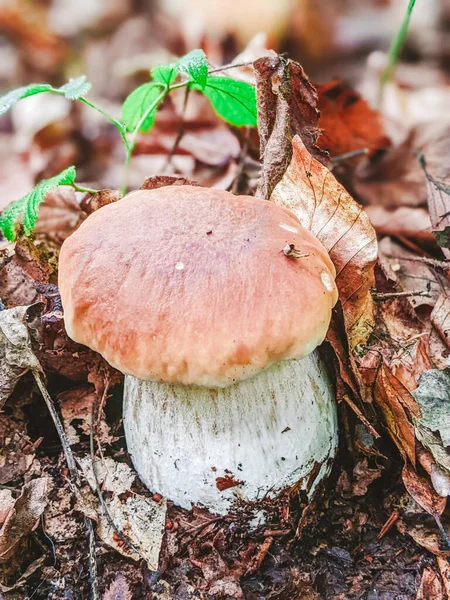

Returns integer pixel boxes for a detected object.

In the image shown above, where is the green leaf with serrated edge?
[151,63,179,85]
[0,84,52,116]
[0,166,77,241]
[195,77,257,127]
[179,49,208,90]
[58,75,92,100]
[0,76,92,117]
[121,82,165,132]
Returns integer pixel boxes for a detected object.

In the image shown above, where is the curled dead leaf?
[254,55,327,200]
[271,135,377,348]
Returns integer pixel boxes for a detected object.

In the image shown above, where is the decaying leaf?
[0,305,41,408]
[317,80,389,160]
[402,462,446,518]
[336,458,382,498]
[77,456,166,569]
[0,415,41,485]
[59,385,113,445]
[431,294,450,349]
[271,135,377,347]
[412,369,450,447]
[253,56,327,200]
[0,478,47,562]
[416,567,444,600]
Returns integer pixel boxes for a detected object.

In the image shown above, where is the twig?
[383,254,450,269]
[372,290,432,301]
[331,148,369,163]
[433,512,450,550]
[231,127,250,195]
[208,61,254,74]
[32,370,99,600]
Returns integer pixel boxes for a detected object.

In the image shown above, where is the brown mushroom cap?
[59,186,338,386]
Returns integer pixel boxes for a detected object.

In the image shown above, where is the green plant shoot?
[0,50,258,240]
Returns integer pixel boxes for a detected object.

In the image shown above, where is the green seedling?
[0,49,257,241]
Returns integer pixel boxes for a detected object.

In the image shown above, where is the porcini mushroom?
[58,186,339,517]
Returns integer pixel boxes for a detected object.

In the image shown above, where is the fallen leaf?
[416,567,444,600]
[0,305,41,408]
[0,478,47,562]
[412,369,450,447]
[336,458,382,498]
[59,385,113,446]
[431,295,450,349]
[271,135,377,347]
[402,462,446,518]
[317,80,389,160]
[253,56,327,200]
[102,574,133,600]
[78,456,135,495]
[0,491,15,526]
[373,364,418,466]
[437,557,450,598]
[0,415,41,485]
[35,186,84,243]
[77,456,166,569]
[366,206,432,247]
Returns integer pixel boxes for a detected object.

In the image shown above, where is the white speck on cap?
[321,272,334,292]
[175,262,184,271]
[279,223,299,233]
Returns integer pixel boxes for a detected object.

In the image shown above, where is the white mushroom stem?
[124,351,338,516]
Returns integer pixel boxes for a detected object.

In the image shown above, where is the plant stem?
[79,97,130,151]
[121,86,169,195]
[380,0,417,87]
[72,182,98,194]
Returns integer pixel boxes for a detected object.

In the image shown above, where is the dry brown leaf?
[0,415,41,485]
[0,478,47,562]
[416,567,444,600]
[366,207,432,246]
[373,364,418,466]
[317,80,389,160]
[336,458,382,498]
[271,135,377,347]
[402,462,446,518]
[0,305,42,408]
[0,491,15,526]
[432,295,450,349]
[35,186,84,243]
[253,56,327,200]
[59,385,113,446]
[437,557,450,598]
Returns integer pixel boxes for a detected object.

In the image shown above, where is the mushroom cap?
[59,186,338,387]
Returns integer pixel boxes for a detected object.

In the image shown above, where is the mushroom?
[58,186,339,517]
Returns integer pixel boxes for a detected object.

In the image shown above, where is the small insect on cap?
[59,186,338,387]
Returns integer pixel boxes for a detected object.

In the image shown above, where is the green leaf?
[0,166,77,241]
[179,49,208,90]
[121,82,165,133]
[0,84,53,116]
[151,63,179,86]
[197,76,257,127]
[58,75,91,100]
[0,76,92,117]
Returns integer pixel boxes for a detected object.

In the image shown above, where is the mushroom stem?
[124,351,338,516]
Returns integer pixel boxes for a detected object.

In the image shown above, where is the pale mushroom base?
[124,352,338,517]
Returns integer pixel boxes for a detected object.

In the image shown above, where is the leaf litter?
[2,6,450,598]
